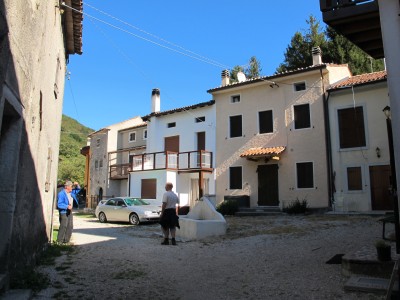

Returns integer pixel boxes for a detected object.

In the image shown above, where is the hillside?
[58,115,94,185]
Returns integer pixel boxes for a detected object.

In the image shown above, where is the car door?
[102,199,117,220]
[114,199,129,221]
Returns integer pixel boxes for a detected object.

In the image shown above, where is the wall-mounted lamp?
[376,147,381,158]
[383,105,391,119]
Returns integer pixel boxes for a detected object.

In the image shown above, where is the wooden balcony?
[319,0,383,58]
[109,150,213,179]
[109,163,130,180]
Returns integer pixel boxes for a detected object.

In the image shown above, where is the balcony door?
[165,135,179,152]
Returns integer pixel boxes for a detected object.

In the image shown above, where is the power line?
[61,3,229,69]
[84,2,230,70]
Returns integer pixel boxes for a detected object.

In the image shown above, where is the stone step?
[235,207,284,216]
[235,206,283,216]
[238,206,281,212]
[235,211,284,217]
[345,276,398,296]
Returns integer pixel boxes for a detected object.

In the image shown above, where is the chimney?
[312,47,322,65]
[151,88,160,113]
[221,69,230,87]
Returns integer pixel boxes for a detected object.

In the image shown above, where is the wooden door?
[258,164,279,206]
[370,165,392,210]
[164,136,179,152]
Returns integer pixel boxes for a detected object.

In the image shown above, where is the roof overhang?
[240,146,286,162]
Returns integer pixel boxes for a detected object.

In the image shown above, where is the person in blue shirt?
[57,181,76,244]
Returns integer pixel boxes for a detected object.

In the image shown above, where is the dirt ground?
[33,212,389,300]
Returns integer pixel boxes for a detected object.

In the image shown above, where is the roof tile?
[329,71,386,90]
[240,146,286,158]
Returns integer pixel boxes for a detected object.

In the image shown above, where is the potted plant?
[375,239,392,261]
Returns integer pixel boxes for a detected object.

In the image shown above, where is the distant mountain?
[58,115,94,186]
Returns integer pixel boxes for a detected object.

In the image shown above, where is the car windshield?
[124,198,150,206]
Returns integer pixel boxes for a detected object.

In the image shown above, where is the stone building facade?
[0,0,82,290]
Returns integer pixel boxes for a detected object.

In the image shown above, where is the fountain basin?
[177,197,227,240]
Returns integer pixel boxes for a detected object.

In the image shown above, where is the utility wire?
[61,3,229,69]
[84,2,230,70]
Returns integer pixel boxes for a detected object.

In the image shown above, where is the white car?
[95,197,161,225]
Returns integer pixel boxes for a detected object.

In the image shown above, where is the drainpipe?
[321,68,334,209]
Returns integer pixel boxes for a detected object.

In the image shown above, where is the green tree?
[58,115,93,185]
[245,56,262,79]
[276,15,384,75]
[229,65,244,83]
[230,56,262,83]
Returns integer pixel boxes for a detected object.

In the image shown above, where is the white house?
[128,89,216,209]
[327,71,392,212]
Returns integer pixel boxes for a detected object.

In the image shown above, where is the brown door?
[164,136,179,152]
[370,165,392,210]
[258,164,279,206]
[197,132,205,167]
[197,132,205,151]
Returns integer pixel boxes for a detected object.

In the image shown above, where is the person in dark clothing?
[160,182,180,245]
[71,182,81,208]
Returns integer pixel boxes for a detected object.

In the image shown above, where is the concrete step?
[345,276,398,296]
[235,206,284,216]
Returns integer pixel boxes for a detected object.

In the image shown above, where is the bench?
[378,214,395,240]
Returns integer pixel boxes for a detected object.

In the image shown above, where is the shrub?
[283,198,308,215]
[216,200,239,215]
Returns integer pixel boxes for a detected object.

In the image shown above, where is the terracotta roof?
[63,0,83,55]
[240,146,286,158]
[207,63,347,93]
[329,71,387,90]
[142,100,215,120]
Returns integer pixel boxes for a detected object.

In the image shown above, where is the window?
[96,138,100,147]
[294,104,310,129]
[231,95,240,103]
[229,166,242,189]
[294,82,306,92]
[167,122,176,128]
[229,115,242,138]
[141,179,157,199]
[259,110,273,134]
[347,167,362,191]
[143,129,147,140]
[195,116,205,123]
[129,131,136,142]
[337,106,366,149]
[296,162,314,189]
[95,160,98,169]
[99,159,103,168]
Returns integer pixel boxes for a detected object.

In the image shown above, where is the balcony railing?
[109,163,131,179]
[109,150,213,179]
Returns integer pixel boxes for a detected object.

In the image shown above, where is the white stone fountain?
[177,196,227,240]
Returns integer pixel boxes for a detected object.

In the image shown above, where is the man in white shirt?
[160,182,180,245]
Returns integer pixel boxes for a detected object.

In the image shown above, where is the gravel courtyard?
[34,212,388,300]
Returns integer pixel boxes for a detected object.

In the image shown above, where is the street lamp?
[383,105,399,253]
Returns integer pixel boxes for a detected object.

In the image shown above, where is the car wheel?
[129,213,140,225]
[98,212,107,223]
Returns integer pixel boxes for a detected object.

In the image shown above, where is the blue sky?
[63,1,325,131]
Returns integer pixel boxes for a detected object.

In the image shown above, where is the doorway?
[257,164,279,206]
[370,165,392,210]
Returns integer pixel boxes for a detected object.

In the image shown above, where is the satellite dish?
[237,71,246,83]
